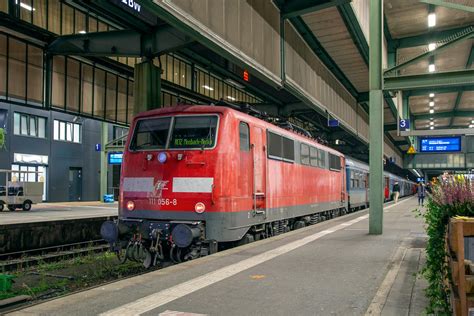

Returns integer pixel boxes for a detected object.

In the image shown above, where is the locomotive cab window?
[239,122,250,151]
[130,117,171,151]
[170,115,218,149]
[329,153,341,171]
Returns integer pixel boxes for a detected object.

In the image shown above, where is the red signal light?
[243,70,249,82]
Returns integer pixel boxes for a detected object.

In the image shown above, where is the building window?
[53,119,81,143]
[13,113,46,138]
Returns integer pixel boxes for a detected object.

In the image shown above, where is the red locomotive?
[100,104,413,267]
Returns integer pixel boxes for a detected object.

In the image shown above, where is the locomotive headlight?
[158,152,168,164]
[126,200,135,211]
[195,202,206,213]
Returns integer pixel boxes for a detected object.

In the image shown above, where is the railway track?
[0,240,109,271]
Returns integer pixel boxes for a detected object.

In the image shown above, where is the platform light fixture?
[428,13,436,27]
[430,109,434,114]
[79,30,86,34]
[470,124,474,128]
[227,96,236,101]
[428,43,436,51]
[471,119,474,124]
[429,93,435,98]
[429,63,436,72]
[430,121,434,126]
[19,2,35,11]
[429,101,434,107]
[202,85,214,91]
[430,126,434,130]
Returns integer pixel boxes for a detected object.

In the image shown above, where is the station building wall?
[0,101,102,202]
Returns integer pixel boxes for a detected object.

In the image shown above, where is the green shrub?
[420,177,474,314]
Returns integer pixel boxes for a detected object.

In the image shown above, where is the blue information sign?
[328,119,339,127]
[399,119,410,131]
[420,137,461,152]
[108,152,123,164]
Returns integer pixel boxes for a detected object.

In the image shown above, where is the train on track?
[101,105,415,267]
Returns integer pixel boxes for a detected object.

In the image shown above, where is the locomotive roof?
[134,105,344,157]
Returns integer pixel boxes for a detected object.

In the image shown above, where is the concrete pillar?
[133,59,162,115]
[100,121,108,201]
[369,0,384,235]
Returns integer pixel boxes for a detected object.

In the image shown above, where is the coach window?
[239,122,250,151]
[300,143,310,165]
[267,131,294,162]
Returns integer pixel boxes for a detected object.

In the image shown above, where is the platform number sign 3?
[399,119,410,131]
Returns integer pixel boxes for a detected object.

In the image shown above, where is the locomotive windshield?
[170,116,218,149]
[129,115,218,151]
[129,117,171,151]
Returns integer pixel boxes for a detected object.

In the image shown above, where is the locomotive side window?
[130,117,171,151]
[300,143,310,165]
[239,122,250,151]
[282,137,295,161]
[329,153,341,171]
[310,146,318,167]
[318,149,326,168]
[170,116,218,149]
[267,131,294,162]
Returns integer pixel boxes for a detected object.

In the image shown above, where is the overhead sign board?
[399,119,410,131]
[420,137,461,153]
[108,152,124,164]
[108,0,157,24]
[328,119,339,127]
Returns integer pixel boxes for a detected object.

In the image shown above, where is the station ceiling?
[282,0,474,153]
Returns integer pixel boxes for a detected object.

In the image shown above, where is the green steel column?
[100,121,108,201]
[369,0,384,235]
[134,59,162,115]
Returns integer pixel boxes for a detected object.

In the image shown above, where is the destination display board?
[420,137,461,153]
[108,152,124,164]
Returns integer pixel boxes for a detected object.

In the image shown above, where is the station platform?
[0,201,118,225]
[9,197,427,316]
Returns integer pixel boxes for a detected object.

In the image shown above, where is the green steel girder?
[384,26,474,76]
[406,85,474,96]
[281,0,351,19]
[394,25,474,48]
[357,92,369,102]
[413,110,474,120]
[47,27,193,57]
[289,17,360,98]
[337,3,408,146]
[384,69,474,91]
[384,123,397,132]
[419,0,474,13]
[338,3,369,65]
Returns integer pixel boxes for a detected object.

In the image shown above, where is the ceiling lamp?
[430,126,434,130]
[430,121,434,126]
[428,13,436,27]
[429,101,434,107]
[429,63,436,72]
[428,43,436,51]
[430,109,434,114]
[429,93,435,98]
